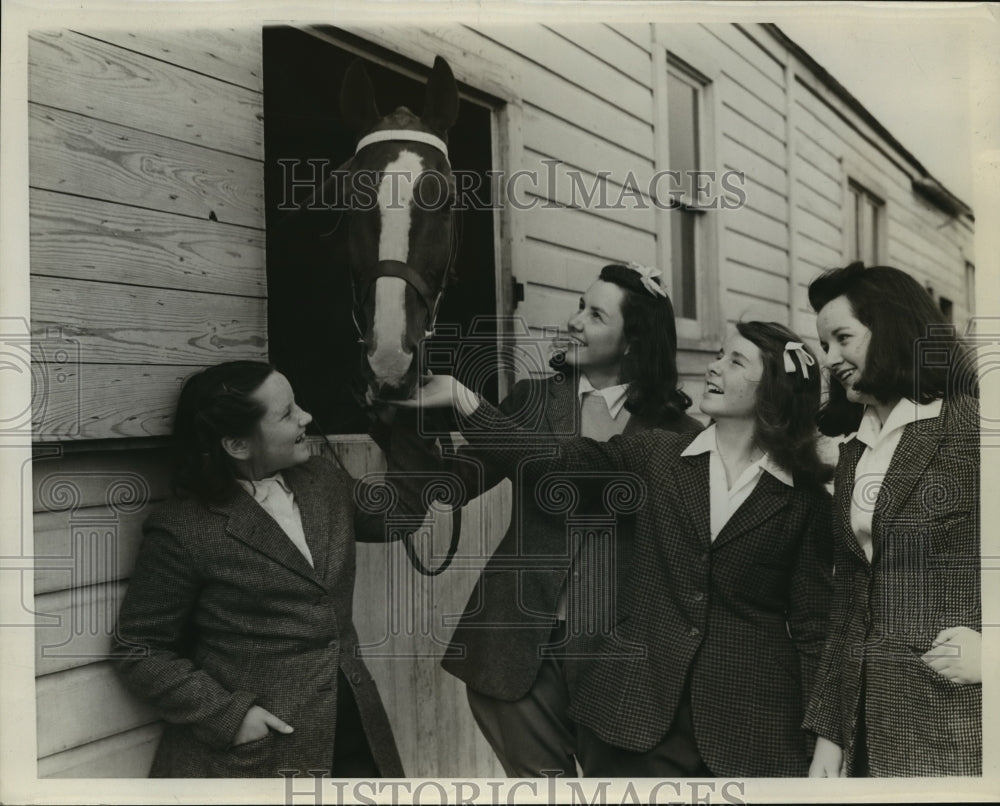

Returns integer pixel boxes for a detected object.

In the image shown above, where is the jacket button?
[327,639,338,649]
[689,626,700,637]
[351,672,363,684]
[692,592,704,602]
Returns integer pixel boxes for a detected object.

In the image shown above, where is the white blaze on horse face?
[370,150,424,386]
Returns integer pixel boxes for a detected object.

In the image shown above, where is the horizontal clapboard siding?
[30,190,266,295]
[29,29,266,441]
[791,67,973,324]
[39,723,163,778]
[28,31,263,156]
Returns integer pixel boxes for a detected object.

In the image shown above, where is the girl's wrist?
[455,385,481,418]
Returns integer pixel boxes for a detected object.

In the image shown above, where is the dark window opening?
[263,26,499,433]
[939,296,953,323]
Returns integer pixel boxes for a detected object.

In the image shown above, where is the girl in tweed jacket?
[805,264,981,777]
[401,321,835,777]
[114,361,425,778]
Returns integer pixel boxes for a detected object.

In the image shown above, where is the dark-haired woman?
[803,263,981,777]
[114,361,426,777]
[402,321,833,777]
[421,263,701,776]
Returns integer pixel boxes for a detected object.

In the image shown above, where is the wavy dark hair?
[552,263,692,422]
[735,321,832,489]
[808,262,978,436]
[170,361,276,503]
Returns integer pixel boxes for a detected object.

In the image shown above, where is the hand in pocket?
[920,626,981,685]
[232,705,294,746]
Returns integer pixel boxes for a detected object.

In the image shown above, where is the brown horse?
[339,56,459,401]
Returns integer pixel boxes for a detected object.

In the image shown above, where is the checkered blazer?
[803,394,981,776]
[114,455,417,778]
[434,375,701,701]
[463,401,833,777]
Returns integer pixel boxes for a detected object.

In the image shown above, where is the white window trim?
[652,42,721,349]
[840,159,888,265]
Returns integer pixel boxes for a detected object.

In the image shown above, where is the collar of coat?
[834,394,976,565]
[208,459,331,588]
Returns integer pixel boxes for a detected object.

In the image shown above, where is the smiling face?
[815,294,876,407]
[561,280,627,382]
[699,332,764,421]
[240,372,314,478]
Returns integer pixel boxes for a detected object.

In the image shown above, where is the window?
[846,180,884,265]
[939,297,953,323]
[665,62,706,322]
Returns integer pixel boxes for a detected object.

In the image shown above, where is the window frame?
[653,41,721,348]
[841,163,888,265]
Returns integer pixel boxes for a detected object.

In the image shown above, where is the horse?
[338,56,460,402]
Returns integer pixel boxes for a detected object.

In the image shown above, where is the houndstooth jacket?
[462,401,834,777]
[436,374,702,701]
[802,394,981,776]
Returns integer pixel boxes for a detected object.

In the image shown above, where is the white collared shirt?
[681,425,794,542]
[577,375,629,420]
[237,472,313,567]
[849,397,943,562]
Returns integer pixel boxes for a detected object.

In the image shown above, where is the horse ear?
[421,56,459,135]
[340,59,382,134]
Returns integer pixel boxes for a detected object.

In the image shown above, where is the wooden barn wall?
[28,29,268,441]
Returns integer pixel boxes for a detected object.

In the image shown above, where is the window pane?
[667,71,698,199]
[671,208,697,319]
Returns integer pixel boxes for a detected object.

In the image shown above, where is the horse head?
[339,56,460,401]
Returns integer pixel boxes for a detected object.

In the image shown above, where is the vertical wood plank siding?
[31,22,973,779]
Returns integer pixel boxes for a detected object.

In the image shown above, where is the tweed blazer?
[802,394,981,776]
[114,455,417,778]
[462,402,833,777]
[437,375,702,701]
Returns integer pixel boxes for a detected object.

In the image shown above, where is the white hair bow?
[624,261,667,298]
[783,341,816,379]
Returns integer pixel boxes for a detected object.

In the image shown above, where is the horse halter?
[346,129,457,344]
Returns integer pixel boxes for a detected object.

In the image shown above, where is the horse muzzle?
[366,347,419,401]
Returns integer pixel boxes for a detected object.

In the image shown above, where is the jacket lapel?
[284,462,331,582]
[835,437,869,565]
[678,452,712,547]
[712,472,791,550]
[548,375,579,436]
[211,481,326,589]
[872,407,944,535]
